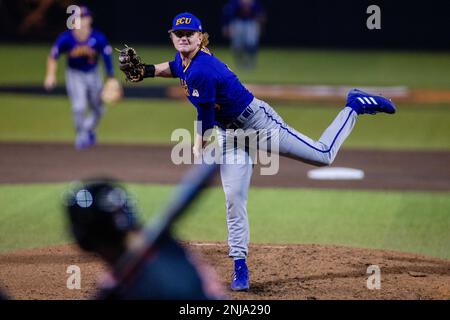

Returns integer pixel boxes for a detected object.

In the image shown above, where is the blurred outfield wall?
[1,0,450,50]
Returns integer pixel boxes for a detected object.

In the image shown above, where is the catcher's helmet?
[64,179,138,252]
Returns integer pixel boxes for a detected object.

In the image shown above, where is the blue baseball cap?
[168,12,203,33]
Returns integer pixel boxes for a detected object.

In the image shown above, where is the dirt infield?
[1,142,449,300]
[1,142,449,191]
[0,243,449,300]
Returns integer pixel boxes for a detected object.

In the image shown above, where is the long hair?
[201,32,210,48]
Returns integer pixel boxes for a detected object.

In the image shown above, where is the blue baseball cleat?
[75,133,89,150]
[75,131,96,150]
[231,259,249,291]
[346,88,397,115]
[88,131,97,147]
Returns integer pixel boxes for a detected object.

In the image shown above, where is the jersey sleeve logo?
[103,45,113,55]
[192,89,200,97]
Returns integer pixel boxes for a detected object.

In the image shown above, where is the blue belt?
[226,105,255,129]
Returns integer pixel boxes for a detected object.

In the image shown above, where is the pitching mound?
[0,243,449,300]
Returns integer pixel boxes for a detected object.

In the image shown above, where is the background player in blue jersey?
[222,0,266,69]
[118,12,397,292]
[44,6,115,150]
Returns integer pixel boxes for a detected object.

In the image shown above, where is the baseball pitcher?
[117,12,397,291]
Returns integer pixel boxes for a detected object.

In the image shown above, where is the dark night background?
[0,0,449,49]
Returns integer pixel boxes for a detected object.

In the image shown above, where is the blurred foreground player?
[0,288,8,300]
[64,179,223,299]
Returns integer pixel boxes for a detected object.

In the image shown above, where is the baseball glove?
[117,45,145,82]
[101,78,123,104]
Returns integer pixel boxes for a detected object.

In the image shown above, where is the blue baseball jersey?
[169,48,254,132]
[50,29,114,77]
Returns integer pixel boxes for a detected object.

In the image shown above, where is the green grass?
[1,94,450,149]
[0,183,449,260]
[0,94,198,144]
[1,44,450,88]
